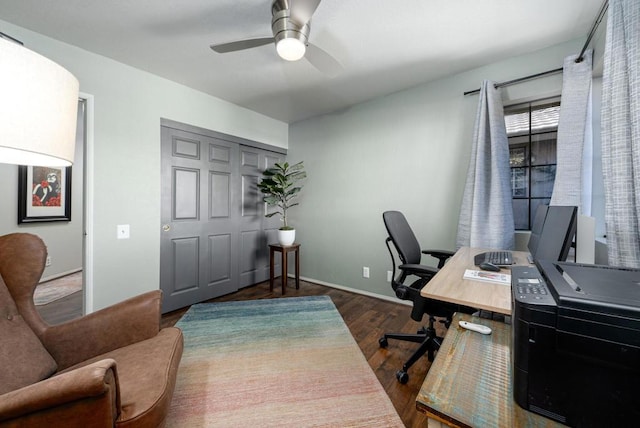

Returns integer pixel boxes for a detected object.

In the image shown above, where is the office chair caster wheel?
[379,337,388,348]
[396,370,409,384]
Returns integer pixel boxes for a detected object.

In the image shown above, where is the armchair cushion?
[59,327,183,428]
[0,277,57,395]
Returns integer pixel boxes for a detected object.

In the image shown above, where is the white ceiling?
[0,0,604,123]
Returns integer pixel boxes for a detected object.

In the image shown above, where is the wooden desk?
[416,312,565,428]
[420,247,530,315]
[269,243,300,294]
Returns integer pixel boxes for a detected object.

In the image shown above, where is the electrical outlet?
[46,256,51,266]
[363,266,370,278]
[387,270,393,282]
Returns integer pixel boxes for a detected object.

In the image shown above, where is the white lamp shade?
[0,38,79,166]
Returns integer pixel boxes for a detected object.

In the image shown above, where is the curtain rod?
[463,0,608,96]
[577,0,609,63]
[463,67,564,96]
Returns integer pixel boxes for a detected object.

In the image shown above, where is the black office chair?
[379,211,475,384]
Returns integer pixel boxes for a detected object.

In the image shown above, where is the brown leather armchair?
[0,233,183,427]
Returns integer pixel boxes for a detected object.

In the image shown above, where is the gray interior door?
[160,126,240,313]
[238,147,283,287]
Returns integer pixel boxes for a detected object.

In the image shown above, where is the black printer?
[511,261,640,427]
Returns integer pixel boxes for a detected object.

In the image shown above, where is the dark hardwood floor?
[37,279,443,428]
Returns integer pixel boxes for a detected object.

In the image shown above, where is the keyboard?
[474,251,514,266]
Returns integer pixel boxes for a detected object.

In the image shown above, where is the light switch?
[117,224,130,239]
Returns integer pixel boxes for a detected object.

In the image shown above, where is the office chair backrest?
[383,211,422,265]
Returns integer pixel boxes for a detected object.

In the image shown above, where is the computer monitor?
[527,204,549,256]
[530,205,578,262]
[474,204,577,267]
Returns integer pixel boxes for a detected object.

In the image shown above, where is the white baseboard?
[290,274,411,307]
[40,268,82,284]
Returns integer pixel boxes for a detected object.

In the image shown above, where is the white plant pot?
[277,229,295,246]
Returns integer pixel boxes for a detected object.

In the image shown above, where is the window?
[505,98,561,230]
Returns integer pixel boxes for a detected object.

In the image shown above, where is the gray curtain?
[550,50,593,215]
[602,0,640,267]
[457,80,515,250]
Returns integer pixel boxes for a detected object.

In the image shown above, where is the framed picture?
[18,165,72,223]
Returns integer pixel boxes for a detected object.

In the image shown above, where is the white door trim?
[80,92,95,314]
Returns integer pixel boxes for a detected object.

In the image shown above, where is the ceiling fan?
[210,0,342,76]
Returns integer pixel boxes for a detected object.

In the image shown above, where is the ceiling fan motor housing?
[271,3,310,47]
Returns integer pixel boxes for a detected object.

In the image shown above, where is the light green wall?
[0,20,288,310]
[288,38,597,299]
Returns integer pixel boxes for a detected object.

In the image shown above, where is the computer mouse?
[479,262,501,272]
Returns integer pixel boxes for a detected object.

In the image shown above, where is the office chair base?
[396,370,409,384]
[379,322,445,384]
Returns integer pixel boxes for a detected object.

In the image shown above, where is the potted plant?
[257,161,307,246]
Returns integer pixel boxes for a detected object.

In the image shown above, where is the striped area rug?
[166,296,403,427]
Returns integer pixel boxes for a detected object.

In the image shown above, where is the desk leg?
[281,250,288,294]
[295,247,300,289]
[269,247,275,292]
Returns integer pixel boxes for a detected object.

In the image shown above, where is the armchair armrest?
[0,359,119,427]
[422,249,456,268]
[41,291,162,370]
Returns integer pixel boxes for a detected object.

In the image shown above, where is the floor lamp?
[0,35,79,167]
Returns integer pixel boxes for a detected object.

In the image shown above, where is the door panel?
[172,237,199,293]
[210,172,230,218]
[238,147,284,286]
[239,148,263,287]
[241,174,260,217]
[174,168,199,219]
[209,234,231,284]
[240,229,261,285]
[173,136,200,159]
[200,138,239,303]
[161,127,240,313]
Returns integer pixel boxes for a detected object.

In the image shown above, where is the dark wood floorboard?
[35,290,83,324]
[37,279,445,427]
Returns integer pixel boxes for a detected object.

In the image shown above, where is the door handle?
[162,224,171,232]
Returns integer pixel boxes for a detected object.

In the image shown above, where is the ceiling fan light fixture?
[272,6,309,62]
[276,37,306,61]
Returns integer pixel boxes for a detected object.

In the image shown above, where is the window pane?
[530,104,560,132]
[509,134,529,146]
[513,199,529,230]
[505,111,530,136]
[531,165,556,197]
[509,146,527,167]
[531,132,557,166]
[505,98,559,231]
[511,168,529,197]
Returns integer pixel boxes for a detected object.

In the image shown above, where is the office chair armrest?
[398,263,439,279]
[422,249,455,268]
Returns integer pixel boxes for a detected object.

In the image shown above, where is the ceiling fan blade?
[290,0,322,25]
[306,43,342,77]
[210,37,274,53]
